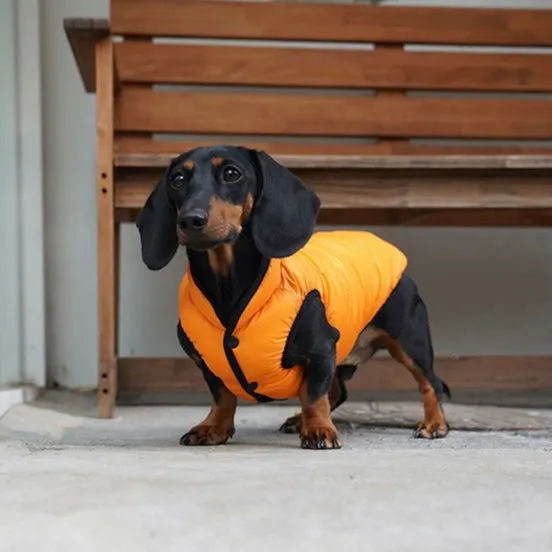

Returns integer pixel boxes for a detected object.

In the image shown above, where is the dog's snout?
[178,209,209,233]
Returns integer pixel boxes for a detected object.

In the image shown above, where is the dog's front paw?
[278,413,302,434]
[300,425,342,450]
[180,424,235,446]
[414,419,449,440]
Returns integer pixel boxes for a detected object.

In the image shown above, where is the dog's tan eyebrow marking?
[182,160,194,171]
[211,156,224,167]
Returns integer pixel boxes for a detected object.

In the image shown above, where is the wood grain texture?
[96,38,118,419]
[117,356,552,393]
[374,44,409,150]
[114,137,394,161]
[114,138,552,162]
[110,0,552,46]
[115,206,552,227]
[114,89,552,139]
[114,42,552,93]
[313,208,552,227]
[64,18,109,93]
[121,36,154,140]
[114,166,552,209]
[114,152,552,170]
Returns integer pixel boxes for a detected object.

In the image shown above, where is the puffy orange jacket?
[179,231,407,402]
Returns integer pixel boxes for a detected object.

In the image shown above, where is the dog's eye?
[171,173,186,188]
[222,165,242,184]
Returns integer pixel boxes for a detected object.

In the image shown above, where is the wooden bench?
[64,0,552,418]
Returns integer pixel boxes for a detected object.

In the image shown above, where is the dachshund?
[136,146,450,450]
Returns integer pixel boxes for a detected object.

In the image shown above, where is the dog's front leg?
[279,290,342,449]
[180,385,237,446]
[279,365,356,434]
[299,357,342,450]
[177,324,237,446]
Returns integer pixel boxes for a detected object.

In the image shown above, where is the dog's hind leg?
[398,290,450,438]
[381,331,449,439]
[375,293,450,439]
[368,276,450,439]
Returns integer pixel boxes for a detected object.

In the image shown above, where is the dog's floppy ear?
[249,150,320,258]
[136,162,178,271]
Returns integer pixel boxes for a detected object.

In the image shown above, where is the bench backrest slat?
[109,0,552,158]
[113,137,552,163]
[114,43,552,93]
[114,89,552,140]
[111,0,552,46]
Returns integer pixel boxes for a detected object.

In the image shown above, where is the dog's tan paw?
[279,413,302,434]
[414,420,449,440]
[300,426,342,450]
[180,424,235,446]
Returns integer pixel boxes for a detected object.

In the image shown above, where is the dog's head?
[136,146,321,270]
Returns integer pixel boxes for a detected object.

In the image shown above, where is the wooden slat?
[374,43,409,150]
[64,19,110,93]
[110,0,552,47]
[316,208,552,227]
[115,137,393,160]
[96,38,118,419]
[114,137,552,162]
[117,356,552,393]
[114,89,552,139]
[114,42,552,93]
[114,168,552,210]
[115,207,552,227]
[122,36,155,143]
[114,153,552,170]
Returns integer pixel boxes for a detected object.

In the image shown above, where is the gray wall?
[42,0,552,389]
[0,0,20,385]
[1,0,45,388]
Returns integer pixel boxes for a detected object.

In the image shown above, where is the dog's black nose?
[178,209,208,232]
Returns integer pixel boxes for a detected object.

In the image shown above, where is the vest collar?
[187,258,282,332]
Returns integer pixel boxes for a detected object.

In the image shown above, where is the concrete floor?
[1,395,552,552]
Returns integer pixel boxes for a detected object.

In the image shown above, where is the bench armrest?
[63,18,112,93]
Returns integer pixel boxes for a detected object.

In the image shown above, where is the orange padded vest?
[179,231,407,402]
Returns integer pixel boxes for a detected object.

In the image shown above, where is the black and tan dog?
[136,145,450,450]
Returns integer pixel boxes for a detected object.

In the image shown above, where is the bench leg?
[96,37,117,418]
[97,221,119,418]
